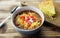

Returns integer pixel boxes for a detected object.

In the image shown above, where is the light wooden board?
[0,0,60,38]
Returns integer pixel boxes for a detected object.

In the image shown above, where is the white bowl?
[11,6,44,35]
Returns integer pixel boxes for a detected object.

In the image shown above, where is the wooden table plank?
[0,0,60,38]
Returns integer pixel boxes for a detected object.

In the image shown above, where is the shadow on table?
[17,25,47,38]
[17,29,44,38]
[14,21,60,38]
[22,21,60,38]
[43,21,60,32]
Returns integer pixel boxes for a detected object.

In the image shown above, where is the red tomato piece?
[25,15,30,21]
[20,16,25,21]
[32,18,36,22]
[27,22,31,27]
[31,16,36,22]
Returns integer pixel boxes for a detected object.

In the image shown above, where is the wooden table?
[0,0,60,38]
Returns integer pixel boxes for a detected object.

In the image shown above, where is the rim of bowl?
[11,6,44,32]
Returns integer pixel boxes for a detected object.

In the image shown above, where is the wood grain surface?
[0,0,60,38]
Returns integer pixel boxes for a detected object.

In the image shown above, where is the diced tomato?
[20,16,25,21]
[19,13,37,27]
[25,15,30,21]
[27,22,31,27]
[31,16,36,22]
[32,18,36,22]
